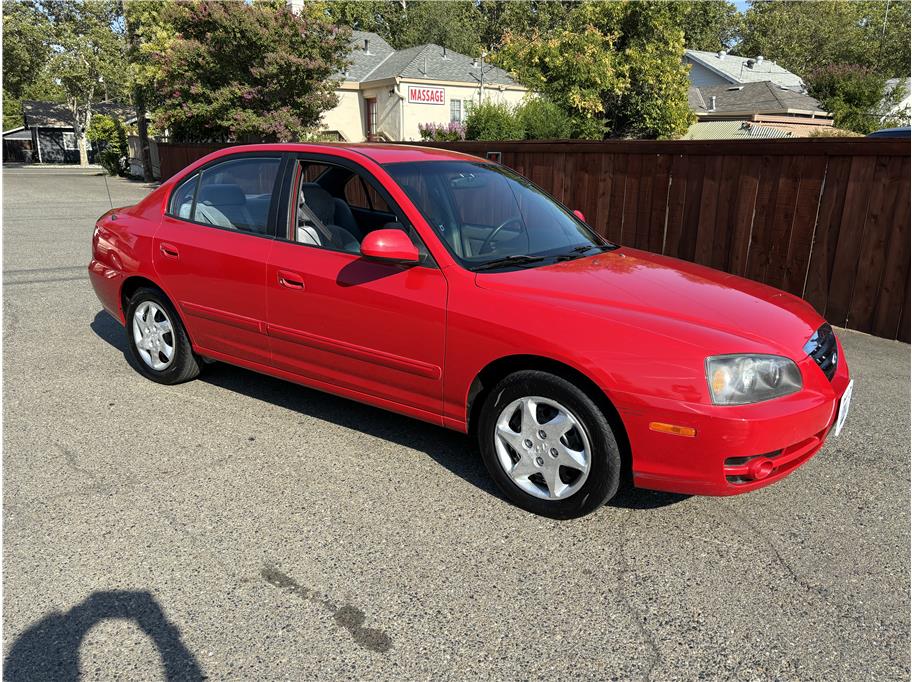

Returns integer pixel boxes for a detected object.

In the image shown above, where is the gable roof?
[341,31,519,87]
[22,100,132,128]
[685,49,805,92]
[689,81,828,117]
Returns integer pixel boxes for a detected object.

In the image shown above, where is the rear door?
[153,153,281,365]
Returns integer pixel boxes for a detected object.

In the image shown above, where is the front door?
[265,155,447,421]
[153,153,282,365]
[365,98,378,141]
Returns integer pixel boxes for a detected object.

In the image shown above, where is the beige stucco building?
[320,31,529,142]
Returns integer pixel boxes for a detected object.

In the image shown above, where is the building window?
[365,98,378,139]
[62,132,77,150]
[450,99,462,123]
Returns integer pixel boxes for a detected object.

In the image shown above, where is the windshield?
[383,161,615,270]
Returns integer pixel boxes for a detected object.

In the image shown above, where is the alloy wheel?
[131,301,175,371]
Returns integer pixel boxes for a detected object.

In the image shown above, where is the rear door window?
[184,156,281,233]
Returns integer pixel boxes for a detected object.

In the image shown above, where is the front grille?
[804,323,838,380]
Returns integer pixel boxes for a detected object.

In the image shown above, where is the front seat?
[299,183,360,253]
[332,198,363,242]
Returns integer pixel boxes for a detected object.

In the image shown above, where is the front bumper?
[615,338,851,496]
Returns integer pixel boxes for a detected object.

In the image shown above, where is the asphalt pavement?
[3,166,909,680]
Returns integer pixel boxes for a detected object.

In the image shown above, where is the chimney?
[363,38,370,54]
[716,50,726,60]
[472,58,479,68]
[709,96,716,112]
[756,55,764,64]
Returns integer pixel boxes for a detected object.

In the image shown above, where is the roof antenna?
[102,172,114,210]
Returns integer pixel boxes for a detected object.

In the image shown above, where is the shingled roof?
[689,81,829,117]
[21,100,132,128]
[341,31,519,87]
[685,49,805,92]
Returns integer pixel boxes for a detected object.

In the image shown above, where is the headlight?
[705,355,802,405]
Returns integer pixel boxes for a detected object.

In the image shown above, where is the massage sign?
[407,86,445,105]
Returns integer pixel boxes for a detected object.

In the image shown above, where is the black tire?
[124,286,200,385]
[476,370,621,519]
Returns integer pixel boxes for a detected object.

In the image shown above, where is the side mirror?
[573,209,586,222]
[360,228,420,264]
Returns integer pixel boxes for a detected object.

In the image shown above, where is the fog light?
[747,458,775,480]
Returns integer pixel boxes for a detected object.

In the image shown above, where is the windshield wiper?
[471,254,547,272]
[555,244,616,261]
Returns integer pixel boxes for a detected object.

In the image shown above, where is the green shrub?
[465,100,524,141]
[86,114,128,176]
[515,98,573,140]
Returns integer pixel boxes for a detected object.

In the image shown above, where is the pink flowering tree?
[154,1,350,142]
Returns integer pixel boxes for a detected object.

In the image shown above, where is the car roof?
[334,143,485,164]
[213,142,487,165]
[867,127,911,138]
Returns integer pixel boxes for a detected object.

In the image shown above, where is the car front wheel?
[477,370,621,519]
[125,286,200,385]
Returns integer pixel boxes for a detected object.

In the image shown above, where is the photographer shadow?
[3,590,202,681]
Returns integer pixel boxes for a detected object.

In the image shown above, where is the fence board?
[157,138,912,340]
[826,156,878,326]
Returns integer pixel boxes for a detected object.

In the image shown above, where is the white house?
[684,49,806,92]
[320,31,529,142]
[884,77,912,121]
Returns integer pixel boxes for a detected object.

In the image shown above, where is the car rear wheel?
[125,287,200,385]
[477,370,621,519]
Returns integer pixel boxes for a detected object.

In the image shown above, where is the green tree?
[2,1,64,131]
[43,0,129,166]
[807,64,909,134]
[496,0,694,139]
[515,98,573,140]
[464,100,525,141]
[680,1,743,52]
[153,1,351,142]
[325,0,484,56]
[122,0,182,180]
[741,1,911,78]
[87,113,128,175]
[478,1,574,50]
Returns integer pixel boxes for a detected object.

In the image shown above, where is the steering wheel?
[478,216,526,255]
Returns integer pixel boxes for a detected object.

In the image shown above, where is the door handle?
[277,270,305,290]
[159,243,179,259]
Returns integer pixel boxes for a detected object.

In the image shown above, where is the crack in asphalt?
[261,565,392,654]
[616,511,662,682]
[715,506,907,634]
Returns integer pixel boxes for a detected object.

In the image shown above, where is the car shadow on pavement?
[90,310,689,511]
[3,590,203,681]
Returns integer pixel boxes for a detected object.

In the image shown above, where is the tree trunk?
[135,90,153,182]
[124,1,154,182]
[77,135,89,167]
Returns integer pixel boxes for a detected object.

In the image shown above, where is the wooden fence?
[157,138,911,341]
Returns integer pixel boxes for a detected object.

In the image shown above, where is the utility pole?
[479,51,486,105]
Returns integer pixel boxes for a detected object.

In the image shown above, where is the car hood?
[474,247,823,356]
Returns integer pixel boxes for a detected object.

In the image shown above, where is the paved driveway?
[3,167,909,680]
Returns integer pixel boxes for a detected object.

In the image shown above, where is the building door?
[365,98,378,141]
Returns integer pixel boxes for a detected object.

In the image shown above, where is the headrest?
[199,183,246,207]
[300,182,335,225]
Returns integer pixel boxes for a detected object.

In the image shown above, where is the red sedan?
[89,144,852,518]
